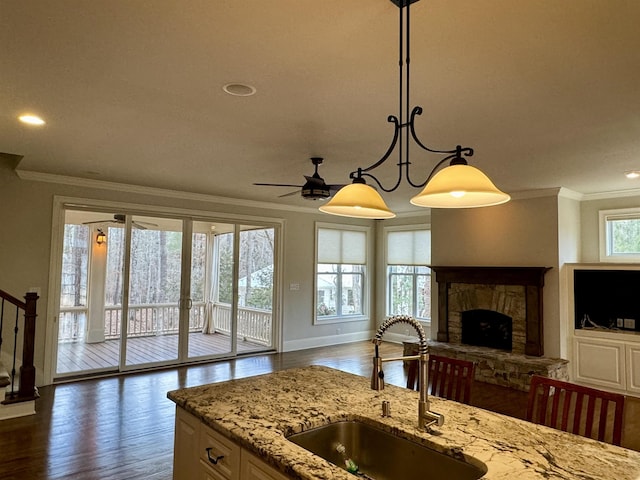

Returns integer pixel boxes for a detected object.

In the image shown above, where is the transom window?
[385,227,431,320]
[315,224,368,323]
[600,208,640,262]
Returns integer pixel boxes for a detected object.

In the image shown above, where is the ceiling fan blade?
[278,189,302,198]
[253,182,303,188]
[82,219,111,225]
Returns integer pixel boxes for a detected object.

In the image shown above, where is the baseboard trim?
[282,331,415,352]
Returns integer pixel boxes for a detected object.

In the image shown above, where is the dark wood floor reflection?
[0,341,638,479]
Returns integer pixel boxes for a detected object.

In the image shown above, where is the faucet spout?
[371,315,444,430]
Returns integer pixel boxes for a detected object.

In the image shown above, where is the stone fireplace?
[415,266,569,391]
[432,266,549,356]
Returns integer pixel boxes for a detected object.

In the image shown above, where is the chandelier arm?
[350,116,401,178]
[359,170,403,193]
[408,107,474,158]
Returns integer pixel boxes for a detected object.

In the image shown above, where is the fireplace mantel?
[431,266,552,356]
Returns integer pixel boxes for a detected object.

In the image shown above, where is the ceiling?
[3,0,640,214]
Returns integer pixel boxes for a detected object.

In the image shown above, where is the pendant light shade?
[319,182,396,219]
[410,164,511,208]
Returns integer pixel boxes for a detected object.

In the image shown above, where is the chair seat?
[406,354,475,404]
[526,375,625,446]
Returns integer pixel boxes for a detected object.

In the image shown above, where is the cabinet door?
[174,408,201,480]
[626,343,640,395]
[574,337,626,391]
[241,450,289,480]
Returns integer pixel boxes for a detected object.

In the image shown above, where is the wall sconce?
[96,229,106,245]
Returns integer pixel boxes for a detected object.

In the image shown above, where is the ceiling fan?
[253,157,346,200]
[82,214,158,230]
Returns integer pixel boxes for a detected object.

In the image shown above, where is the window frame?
[384,224,432,323]
[599,208,640,262]
[314,222,370,324]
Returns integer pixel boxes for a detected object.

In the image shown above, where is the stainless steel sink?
[287,420,487,480]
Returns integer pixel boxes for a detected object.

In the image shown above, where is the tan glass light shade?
[410,164,510,208]
[319,182,396,219]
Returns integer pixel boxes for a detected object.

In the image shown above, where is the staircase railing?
[0,289,39,403]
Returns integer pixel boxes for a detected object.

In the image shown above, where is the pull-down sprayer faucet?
[371,315,444,430]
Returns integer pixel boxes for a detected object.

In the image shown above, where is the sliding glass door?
[123,215,183,368]
[54,208,277,380]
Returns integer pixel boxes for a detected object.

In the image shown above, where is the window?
[315,224,368,322]
[385,227,431,320]
[600,208,640,262]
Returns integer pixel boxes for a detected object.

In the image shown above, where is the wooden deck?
[56,332,268,376]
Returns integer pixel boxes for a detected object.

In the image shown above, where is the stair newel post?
[18,291,38,399]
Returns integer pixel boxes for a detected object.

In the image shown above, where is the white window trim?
[599,207,640,263]
[383,224,431,326]
[314,222,371,325]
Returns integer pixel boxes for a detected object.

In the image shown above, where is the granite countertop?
[167,365,640,480]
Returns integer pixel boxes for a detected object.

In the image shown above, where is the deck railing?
[58,302,271,346]
[0,289,38,403]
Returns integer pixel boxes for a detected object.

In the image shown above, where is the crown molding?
[15,169,321,214]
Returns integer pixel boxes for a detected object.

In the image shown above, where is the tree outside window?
[315,225,368,322]
[386,228,431,320]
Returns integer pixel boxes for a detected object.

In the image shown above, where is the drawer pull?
[205,447,224,465]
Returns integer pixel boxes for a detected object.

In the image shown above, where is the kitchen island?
[167,365,640,480]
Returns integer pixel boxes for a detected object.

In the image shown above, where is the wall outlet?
[624,318,636,330]
[336,328,342,335]
[289,283,300,291]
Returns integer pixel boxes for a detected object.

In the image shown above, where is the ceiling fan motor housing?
[301,180,331,199]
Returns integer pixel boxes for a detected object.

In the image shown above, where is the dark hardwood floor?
[0,341,637,479]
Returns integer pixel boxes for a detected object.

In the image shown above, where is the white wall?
[580,194,640,262]
[557,194,581,358]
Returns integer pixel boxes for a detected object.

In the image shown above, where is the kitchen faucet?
[371,315,444,430]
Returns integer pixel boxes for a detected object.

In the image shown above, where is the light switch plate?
[624,318,636,329]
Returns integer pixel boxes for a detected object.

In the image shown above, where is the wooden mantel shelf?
[429,266,552,286]
[430,266,552,357]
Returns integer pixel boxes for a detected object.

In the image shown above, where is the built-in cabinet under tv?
[567,263,640,397]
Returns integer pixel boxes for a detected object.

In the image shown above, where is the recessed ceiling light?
[222,83,256,97]
[18,114,45,126]
[625,171,640,179]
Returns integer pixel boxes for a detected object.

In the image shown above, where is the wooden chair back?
[526,375,625,446]
[407,354,475,404]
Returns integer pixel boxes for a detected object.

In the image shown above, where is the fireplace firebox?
[432,266,551,357]
[461,309,513,351]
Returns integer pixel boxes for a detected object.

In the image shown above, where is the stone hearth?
[404,340,569,392]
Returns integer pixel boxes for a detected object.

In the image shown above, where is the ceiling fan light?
[410,164,510,208]
[319,183,396,219]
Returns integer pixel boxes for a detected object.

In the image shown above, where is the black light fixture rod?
[347,0,475,193]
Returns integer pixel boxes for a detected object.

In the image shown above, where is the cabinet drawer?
[199,424,240,480]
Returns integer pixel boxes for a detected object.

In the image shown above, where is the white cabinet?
[574,337,626,390]
[241,450,289,480]
[572,331,640,397]
[174,407,201,480]
[173,407,290,480]
[626,343,640,395]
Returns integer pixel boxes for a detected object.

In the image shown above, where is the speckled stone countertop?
[167,365,640,480]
